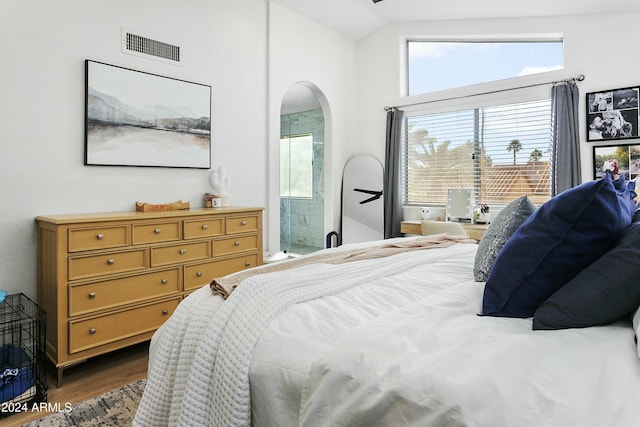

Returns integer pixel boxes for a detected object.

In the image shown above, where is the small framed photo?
[586,87,639,142]
[592,143,640,180]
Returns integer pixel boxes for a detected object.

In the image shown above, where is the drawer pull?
[245,262,251,267]
[107,259,115,265]
[179,249,186,255]
[88,292,96,299]
[89,328,97,335]
[235,241,241,247]
[155,228,161,234]
[202,224,208,230]
[162,279,168,285]
[241,221,247,226]
[196,271,203,277]
[97,233,104,240]
[162,309,169,315]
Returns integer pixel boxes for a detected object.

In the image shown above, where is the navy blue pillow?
[533,223,640,329]
[482,174,635,318]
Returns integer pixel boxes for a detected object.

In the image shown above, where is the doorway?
[280,83,325,255]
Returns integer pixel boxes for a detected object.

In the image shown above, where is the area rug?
[20,379,145,427]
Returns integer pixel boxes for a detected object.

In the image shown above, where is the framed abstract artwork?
[85,60,211,168]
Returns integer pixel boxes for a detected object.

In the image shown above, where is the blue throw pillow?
[482,174,635,318]
[533,223,640,329]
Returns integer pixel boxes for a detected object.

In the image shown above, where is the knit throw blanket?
[134,236,473,427]
[210,233,475,299]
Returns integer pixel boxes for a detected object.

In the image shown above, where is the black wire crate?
[0,293,47,417]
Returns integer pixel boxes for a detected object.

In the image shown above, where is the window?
[404,98,552,207]
[407,40,563,96]
[280,134,313,198]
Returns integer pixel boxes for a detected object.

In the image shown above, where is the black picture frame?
[591,143,640,180]
[85,60,212,168]
[586,86,639,142]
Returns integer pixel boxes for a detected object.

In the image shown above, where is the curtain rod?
[384,74,585,111]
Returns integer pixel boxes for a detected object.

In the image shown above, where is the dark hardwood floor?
[3,342,149,426]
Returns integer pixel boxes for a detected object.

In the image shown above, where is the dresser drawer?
[226,215,258,234]
[68,298,180,353]
[68,225,129,252]
[184,254,258,291]
[213,235,258,256]
[151,240,211,267]
[69,268,181,316]
[184,217,224,239]
[132,221,181,244]
[68,248,148,281]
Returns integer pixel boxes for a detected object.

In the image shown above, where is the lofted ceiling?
[275,0,640,113]
[272,0,640,40]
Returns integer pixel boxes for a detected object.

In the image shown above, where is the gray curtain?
[551,81,581,196]
[384,108,404,238]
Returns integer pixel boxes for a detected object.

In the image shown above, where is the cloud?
[409,42,497,59]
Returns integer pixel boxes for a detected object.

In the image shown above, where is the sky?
[408,41,563,95]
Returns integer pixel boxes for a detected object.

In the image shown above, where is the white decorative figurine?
[210,166,231,206]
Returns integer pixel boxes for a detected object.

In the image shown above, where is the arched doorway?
[280,83,325,255]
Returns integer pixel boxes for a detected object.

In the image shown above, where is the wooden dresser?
[36,207,263,386]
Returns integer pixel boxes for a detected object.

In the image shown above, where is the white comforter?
[136,239,640,426]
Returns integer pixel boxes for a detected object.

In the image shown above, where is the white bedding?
[137,239,640,426]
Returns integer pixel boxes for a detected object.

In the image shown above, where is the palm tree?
[506,139,522,165]
[529,148,543,162]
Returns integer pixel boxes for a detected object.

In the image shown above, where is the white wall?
[0,0,358,299]
[0,0,269,298]
[355,12,640,214]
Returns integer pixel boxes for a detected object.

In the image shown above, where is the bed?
[134,174,640,427]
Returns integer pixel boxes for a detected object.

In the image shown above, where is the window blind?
[404,98,552,207]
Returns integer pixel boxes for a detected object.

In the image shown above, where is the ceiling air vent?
[121,29,181,64]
